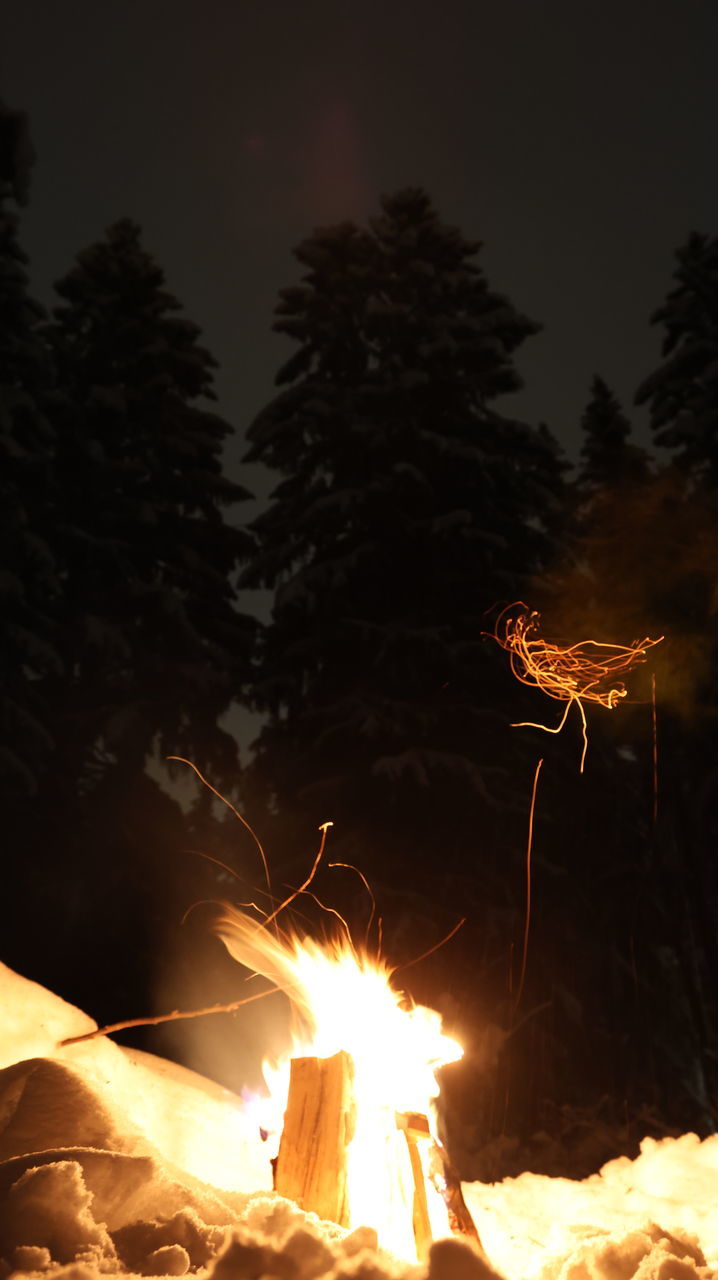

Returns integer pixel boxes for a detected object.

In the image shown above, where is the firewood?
[395,1111,433,1260]
[396,1111,486,1259]
[274,1051,356,1226]
[428,1138,486,1256]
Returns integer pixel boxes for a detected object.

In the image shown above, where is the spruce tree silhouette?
[0,98,60,798]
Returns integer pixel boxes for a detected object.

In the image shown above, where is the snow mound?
[0,961,269,1192]
[465,1134,718,1279]
[2,1150,486,1279]
[0,965,96,1069]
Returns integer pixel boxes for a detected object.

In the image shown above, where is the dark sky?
[4,0,718,499]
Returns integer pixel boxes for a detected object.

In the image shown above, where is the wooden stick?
[59,985,282,1046]
[396,1111,433,1261]
[274,1051,356,1227]
[428,1137,486,1255]
[396,1111,486,1258]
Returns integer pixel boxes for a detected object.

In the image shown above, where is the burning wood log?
[395,1111,434,1260]
[274,1050,356,1227]
[396,1111,485,1260]
[428,1136,485,1254]
[275,1053,484,1260]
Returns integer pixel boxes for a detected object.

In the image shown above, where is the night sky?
[4,0,718,505]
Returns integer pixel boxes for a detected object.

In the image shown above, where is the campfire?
[214,903,477,1262]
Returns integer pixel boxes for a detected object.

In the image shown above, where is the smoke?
[536,468,718,721]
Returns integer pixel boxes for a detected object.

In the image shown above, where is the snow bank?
[0,963,269,1192]
[0,963,715,1280]
[0,1145,492,1280]
[465,1133,718,1278]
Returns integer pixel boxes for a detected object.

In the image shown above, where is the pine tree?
[636,233,718,485]
[44,219,255,789]
[243,189,565,887]
[634,236,718,1124]
[578,376,648,499]
[0,98,60,796]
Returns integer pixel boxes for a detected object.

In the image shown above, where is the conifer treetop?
[44,218,255,784]
[241,187,565,843]
[579,375,648,496]
[636,232,718,483]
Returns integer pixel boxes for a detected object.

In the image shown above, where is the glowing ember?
[215,905,463,1260]
[494,605,663,770]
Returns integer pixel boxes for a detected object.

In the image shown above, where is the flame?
[494,605,663,770]
[215,905,462,1259]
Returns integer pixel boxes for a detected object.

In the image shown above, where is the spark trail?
[494,605,662,771]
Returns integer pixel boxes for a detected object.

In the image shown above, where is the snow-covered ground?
[1,962,715,1280]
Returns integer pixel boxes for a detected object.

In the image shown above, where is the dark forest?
[2,91,717,1182]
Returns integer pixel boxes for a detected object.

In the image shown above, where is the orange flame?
[495,606,663,771]
[216,905,462,1258]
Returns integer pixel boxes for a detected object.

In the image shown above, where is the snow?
[0,962,715,1280]
[465,1138,718,1279]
